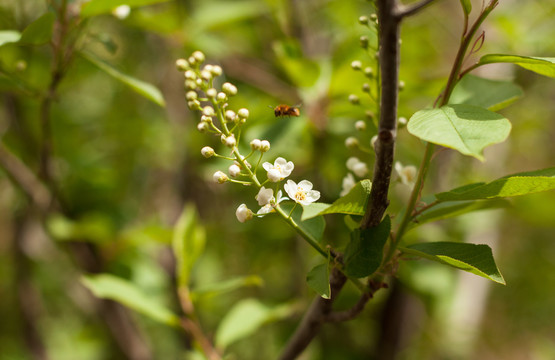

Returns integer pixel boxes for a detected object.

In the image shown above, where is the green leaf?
[301,180,372,220]
[436,167,555,201]
[273,40,321,88]
[413,199,510,226]
[81,0,171,17]
[306,263,331,299]
[283,203,326,242]
[477,54,555,78]
[172,204,206,288]
[460,0,472,14]
[450,75,523,111]
[344,215,390,278]
[79,52,165,107]
[191,275,263,301]
[400,242,505,284]
[192,1,268,30]
[407,104,511,161]
[47,213,115,243]
[215,298,294,349]
[81,274,180,326]
[0,30,21,47]
[19,12,55,45]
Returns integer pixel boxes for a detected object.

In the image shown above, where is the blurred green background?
[0,0,554,359]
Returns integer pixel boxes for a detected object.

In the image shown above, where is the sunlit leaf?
[436,167,555,201]
[413,199,510,226]
[81,274,180,326]
[172,204,206,288]
[477,54,555,78]
[344,215,390,278]
[400,242,505,284]
[450,75,522,111]
[0,30,21,47]
[79,51,166,107]
[19,12,55,45]
[191,275,263,301]
[215,298,294,349]
[407,104,511,161]
[306,263,331,299]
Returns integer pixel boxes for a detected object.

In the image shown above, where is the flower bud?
[345,136,359,149]
[197,122,209,132]
[364,67,374,78]
[213,171,228,184]
[399,80,405,91]
[225,110,236,122]
[228,164,241,177]
[192,51,205,63]
[185,79,197,90]
[206,88,217,98]
[201,70,212,81]
[176,59,189,71]
[237,108,249,119]
[187,99,201,110]
[351,60,362,70]
[222,82,238,96]
[398,117,407,125]
[201,146,215,158]
[186,91,197,101]
[370,14,377,22]
[184,70,196,80]
[250,139,261,150]
[348,94,360,105]
[358,15,369,25]
[201,115,212,124]
[362,83,370,93]
[355,120,366,131]
[188,56,197,66]
[260,140,270,152]
[202,106,215,116]
[371,135,378,148]
[360,36,369,49]
[217,92,227,102]
[236,204,253,223]
[211,65,223,76]
[225,134,237,148]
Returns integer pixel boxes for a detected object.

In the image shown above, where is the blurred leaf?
[436,167,555,201]
[412,199,510,226]
[460,0,472,14]
[0,30,21,47]
[301,180,372,220]
[173,204,206,288]
[88,33,118,54]
[79,51,166,107]
[344,215,390,278]
[450,75,523,111]
[47,213,115,243]
[81,274,180,326]
[344,215,361,231]
[19,12,55,45]
[121,224,173,245]
[81,0,171,17]
[400,242,505,284]
[191,275,263,301]
[477,54,555,78]
[192,1,268,30]
[215,298,294,349]
[306,263,331,299]
[273,40,321,88]
[407,104,511,161]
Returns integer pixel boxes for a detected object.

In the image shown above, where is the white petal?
[267,168,282,182]
[284,180,297,199]
[262,162,273,171]
[297,180,313,191]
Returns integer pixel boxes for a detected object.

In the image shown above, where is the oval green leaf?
[0,30,22,47]
[81,274,180,326]
[436,167,555,201]
[450,75,522,111]
[306,263,331,299]
[19,12,55,45]
[79,51,166,107]
[460,0,472,14]
[400,242,505,284]
[191,275,263,301]
[477,54,555,78]
[344,215,390,278]
[407,104,511,161]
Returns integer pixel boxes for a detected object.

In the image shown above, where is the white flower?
[371,135,378,148]
[346,157,368,178]
[112,5,130,19]
[355,120,366,131]
[263,157,294,182]
[346,157,361,171]
[340,173,356,196]
[228,164,241,177]
[395,161,417,186]
[255,187,274,206]
[260,140,270,152]
[284,180,320,206]
[236,204,253,223]
[257,190,287,215]
[345,136,359,149]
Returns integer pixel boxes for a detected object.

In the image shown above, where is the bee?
[271,104,301,118]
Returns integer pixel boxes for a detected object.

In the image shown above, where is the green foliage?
[413,199,509,227]
[306,263,331,299]
[400,242,505,284]
[450,75,523,111]
[81,0,171,17]
[477,55,555,78]
[0,30,21,46]
[344,215,390,278]
[19,12,55,45]
[283,203,326,242]
[191,275,263,301]
[407,104,511,161]
[81,274,181,326]
[436,167,555,201]
[459,0,472,15]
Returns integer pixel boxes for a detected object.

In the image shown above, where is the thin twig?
[395,0,439,19]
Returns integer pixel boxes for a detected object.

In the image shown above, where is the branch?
[324,292,372,323]
[395,0,439,19]
[278,267,347,360]
[0,142,52,211]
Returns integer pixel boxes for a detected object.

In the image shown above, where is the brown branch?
[395,0,439,19]
[278,267,347,360]
[361,0,401,229]
[324,292,372,322]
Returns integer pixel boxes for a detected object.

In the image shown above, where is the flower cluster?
[176,51,321,223]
